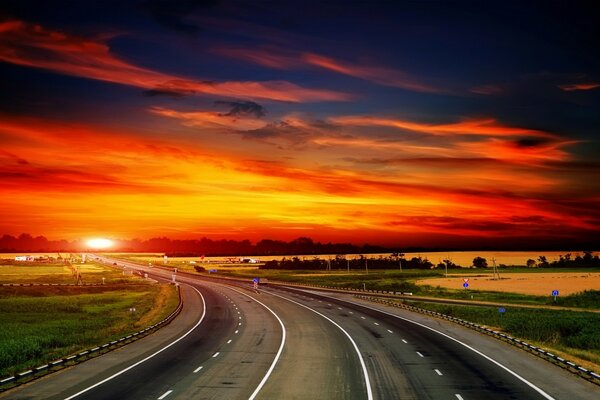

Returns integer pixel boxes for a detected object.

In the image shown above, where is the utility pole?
[365,257,369,275]
[492,257,499,280]
[399,259,402,272]
[347,258,350,273]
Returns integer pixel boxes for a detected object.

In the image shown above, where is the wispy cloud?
[558,82,600,91]
[149,106,268,130]
[216,46,443,93]
[0,20,351,102]
[329,115,558,139]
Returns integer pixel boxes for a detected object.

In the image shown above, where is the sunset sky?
[0,1,599,248]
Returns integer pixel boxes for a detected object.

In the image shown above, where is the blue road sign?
[208,269,218,273]
[499,307,506,313]
[552,290,559,296]
[463,282,469,288]
[253,278,259,283]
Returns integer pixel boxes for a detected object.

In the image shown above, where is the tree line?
[260,252,600,270]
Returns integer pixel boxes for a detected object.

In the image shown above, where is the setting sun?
[86,238,114,249]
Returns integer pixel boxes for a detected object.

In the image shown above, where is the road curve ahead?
[2,278,284,400]
[4,255,599,400]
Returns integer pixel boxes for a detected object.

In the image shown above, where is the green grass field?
[0,261,179,378]
[0,262,144,285]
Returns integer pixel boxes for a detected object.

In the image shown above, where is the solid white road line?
[224,286,287,400]
[267,291,374,400]
[416,352,424,358]
[193,366,203,373]
[435,369,443,376]
[319,294,556,400]
[64,286,207,400]
[157,389,173,399]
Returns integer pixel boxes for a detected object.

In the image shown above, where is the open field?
[0,262,145,285]
[417,272,600,296]
[0,261,179,378]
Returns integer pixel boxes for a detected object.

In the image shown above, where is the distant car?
[113,262,117,266]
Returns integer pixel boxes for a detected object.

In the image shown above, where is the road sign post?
[463,282,469,289]
[552,290,559,301]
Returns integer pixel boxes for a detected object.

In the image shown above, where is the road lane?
[274,286,600,400]
[1,279,283,400]
[252,290,368,399]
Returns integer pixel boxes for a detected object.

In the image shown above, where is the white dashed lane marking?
[416,352,424,358]
[227,339,232,344]
[435,369,443,376]
[387,329,393,334]
[212,352,220,358]
[157,390,173,399]
[193,366,203,373]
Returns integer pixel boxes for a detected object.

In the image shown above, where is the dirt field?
[417,272,600,296]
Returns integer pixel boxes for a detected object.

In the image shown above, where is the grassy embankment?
[404,300,600,371]
[0,262,179,378]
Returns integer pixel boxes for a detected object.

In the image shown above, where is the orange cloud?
[149,107,268,130]
[330,115,558,138]
[216,47,442,93]
[0,114,595,244]
[558,83,600,91]
[0,20,350,102]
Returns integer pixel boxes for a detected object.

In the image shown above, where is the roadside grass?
[404,300,600,371]
[0,265,179,378]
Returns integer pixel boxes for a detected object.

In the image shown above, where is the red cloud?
[329,115,558,139]
[0,20,350,102]
[216,47,442,93]
[558,83,600,91]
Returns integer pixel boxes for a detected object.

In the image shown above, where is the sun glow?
[86,238,114,249]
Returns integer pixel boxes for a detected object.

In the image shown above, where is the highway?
[2,256,599,399]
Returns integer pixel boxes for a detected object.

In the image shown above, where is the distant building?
[240,258,260,264]
[15,256,34,261]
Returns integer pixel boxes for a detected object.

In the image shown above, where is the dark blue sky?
[0,1,598,247]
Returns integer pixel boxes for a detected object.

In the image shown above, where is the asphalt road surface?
[2,256,599,399]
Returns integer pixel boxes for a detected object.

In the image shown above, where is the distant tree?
[526,259,537,268]
[472,257,488,268]
[537,256,549,268]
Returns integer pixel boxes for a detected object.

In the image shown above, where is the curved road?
[3,256,599,399]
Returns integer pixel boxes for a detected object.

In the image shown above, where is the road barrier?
[91,258,600,386]
[0,285,183,391]
[354,294,600,386]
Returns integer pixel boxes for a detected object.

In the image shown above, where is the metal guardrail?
[0,285,183,390]
[354,294,600,386]
[86,259,600,386]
